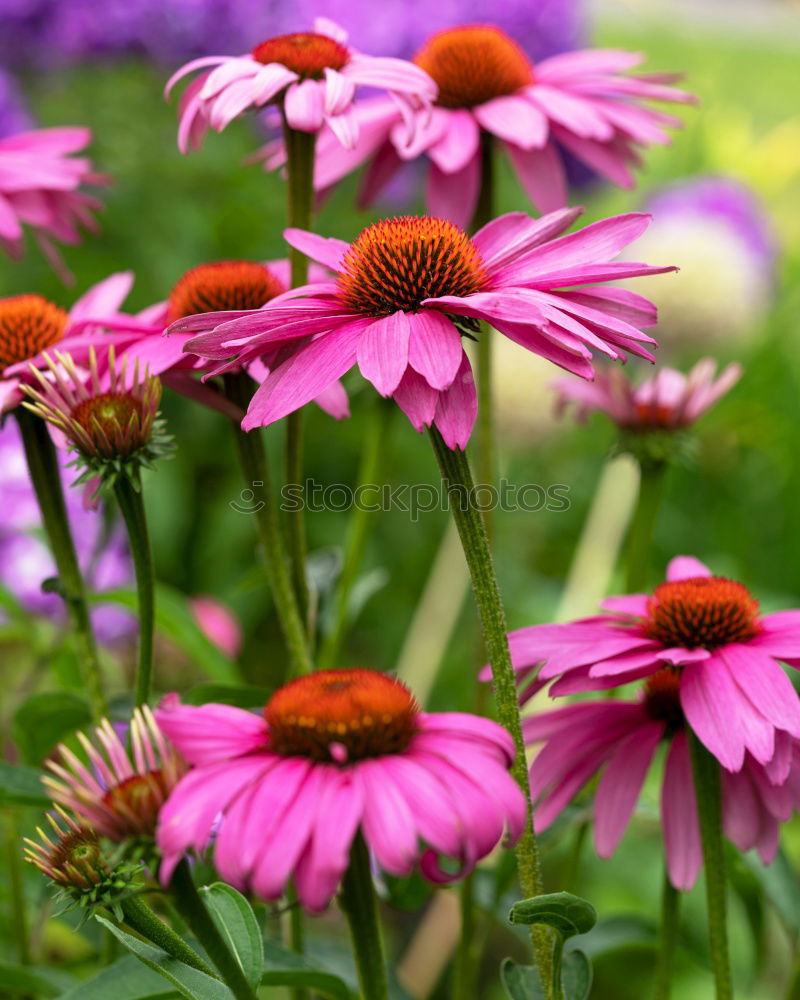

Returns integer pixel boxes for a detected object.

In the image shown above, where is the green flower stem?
[113,474,155,705]
[319,398,394,669]
[5,812,31,967]
[287,882,309,1000]
[653,871,681,1000]
[169,860,259,1000]
[624,458,668,592]
[688,732,733,1000]
[15,407,107,720]
[472,133,495,539]
[428,428,551,991]
[339,834,389,1000]
[120,894,217,977]
[282,121,317,631]
[224,373,313,678]
[452,875,478,1000]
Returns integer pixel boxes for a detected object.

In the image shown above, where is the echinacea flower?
[167,17,436,154]
[77,259,348,420]
[44,706,187,843]
[524,671,800,890]
[172,209,674,448]
[23,347,172,493]
[24,806,108,889]
[0,127,107,279]
[296,25,694,228]
[0,271,136,415]
[154,668,524,911]
[495,556,800,772]
[553,358,742,431]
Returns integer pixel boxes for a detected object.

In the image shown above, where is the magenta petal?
[473,206,582,272]
[661,733,702,890]
[283,228,350,270]
[593,719,663,856]
[407,311,463,390]
[432,352,477,449]
[679,659,751,771]
[473,95,548,150]
[154,699,267,765]
[720,644,800,739]
[392,367,439,432]
[356,312,410,396]
[666,556,712,581]
[505,142,568,214]
[425,156,480,230]
[357,760,419,876]
[427,110,480,173]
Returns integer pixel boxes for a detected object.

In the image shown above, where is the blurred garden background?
[2,0,800,997]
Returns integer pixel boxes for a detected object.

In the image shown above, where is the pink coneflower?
[553,358,742,431]
[293,25,694,227]
[76,259,348,420]
[167,18,436,154]
[494,556,800,772]
[0,127,107,279]
[43,706,187,842]
[0,271,136,415]
[171,209,674,448]
[525,671,800,889]
[154,668,524,912]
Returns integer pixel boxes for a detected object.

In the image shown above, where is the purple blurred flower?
[0,0,584,69]
[0,419,134,643]
[0,68,32,137]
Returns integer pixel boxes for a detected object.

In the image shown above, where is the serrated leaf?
[57,956,176,1000]
[96,918,234,1000]
[12,691,92,764]
[201,883,263,989]
[500,951,593,1000]
[509,892,597,940]
[0,961,76,997]
[261,938,355,999]
[0,761,50,807]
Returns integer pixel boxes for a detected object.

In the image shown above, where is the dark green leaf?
[500,951,593,1000]
[201,883,263,988]
[509,892,597,940]
[96,918,235,1000]
[0,962,76,997]
[12,692,92,764]
[58,956,177,1000]
[261,938,355,999]
[183,683,271,708]
[0,761,50,807]
[738,848,800,933]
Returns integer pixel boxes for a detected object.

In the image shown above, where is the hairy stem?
[340,834,389,1000]
[653,871,681,1000]
[120,894,216,977]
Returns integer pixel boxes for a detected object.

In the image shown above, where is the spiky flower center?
[643,668,684,729]
[645,576,761,650]
[28,826,107,889]
[251,32,350,78]
[0,295,67,372]
[265,668,419,763]
[338,216,488,317]
[167,261,285,323]
[413,25,533,109]
[102,771,171,836]
[71,392,146,458]
[631,401,677,428]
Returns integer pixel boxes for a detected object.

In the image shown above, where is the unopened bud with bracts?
[24,807,108,889]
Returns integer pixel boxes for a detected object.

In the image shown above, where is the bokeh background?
[2,0,800,997]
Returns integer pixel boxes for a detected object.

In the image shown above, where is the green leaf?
[95,585,238,682]
[0,761,50,807]
[201,883,263,988]
[95,918,235,1000]
[183,683,272,708]
[12,692,92,764]
[0,962,76,997]
[509,892,597,940]
[738,848,800,933]
[58,956,177,1000]
[261,939,355,999]
[500,951,593,1000]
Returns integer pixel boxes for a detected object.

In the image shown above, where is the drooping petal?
[432,352,477,449]
[661,733,702,890]
[407,310,463,390]
[425,156,480,231]
[356,311,411,396]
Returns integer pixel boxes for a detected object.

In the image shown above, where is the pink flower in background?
[74,259,349,420]
[553,357,742,430]
[294,25,694,228]
[173,209,674,449]
[155,669,524,911]
[0,127,107,280]
[190,596,243,660]
[167,17,436,154]
[524,675,800,890]
[0,271,136,415]
[492,556,800,772]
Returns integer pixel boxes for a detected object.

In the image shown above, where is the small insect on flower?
[23,346,173,493]
[43,706,188,847]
